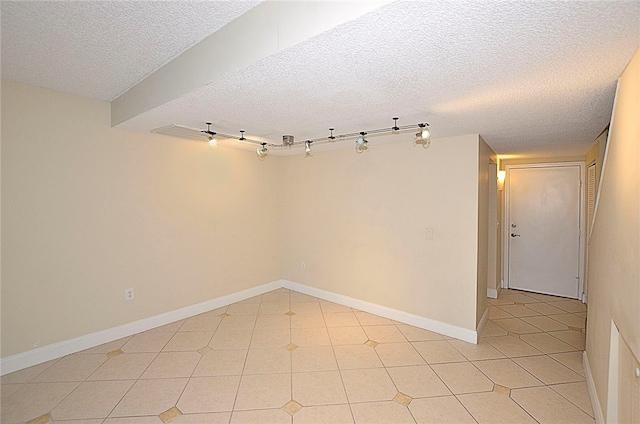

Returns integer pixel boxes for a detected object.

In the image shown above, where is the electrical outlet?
[125,288,135,301]
[301,262,306,270]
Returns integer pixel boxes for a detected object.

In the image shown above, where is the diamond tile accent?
[286,343,299,351]
[493,384,511,396]
[159,406,182,423]
[508,332,520,338]
[569,326,582,332]
[197,346,213,355]
[364,340,379,348]
[282,400,303,415]
[285,311,296,316]
[26,413,52,424]
[106,349,123,358]
[393,392,413,406]
[219,313,231,318]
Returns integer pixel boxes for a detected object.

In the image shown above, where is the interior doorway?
[505,163,584,299]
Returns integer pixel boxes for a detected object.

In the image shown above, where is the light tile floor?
[1,288,594,423]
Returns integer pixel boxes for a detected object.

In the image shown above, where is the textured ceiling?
[2,1,639,158]
[0,1,261,101]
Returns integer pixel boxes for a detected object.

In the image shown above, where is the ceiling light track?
[196,117,431,158]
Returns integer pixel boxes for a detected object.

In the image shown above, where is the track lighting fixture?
[414,123,431,149]
[175,117,431,159]
[305,140,312,156]
[256,142,268,159]
[283,135,295,147]
[392,117,400,132]
[202,122,218,148]
[355,132,369,154]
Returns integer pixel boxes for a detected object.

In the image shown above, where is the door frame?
[502,162,586,301]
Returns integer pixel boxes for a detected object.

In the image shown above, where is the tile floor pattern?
[1,288,594,424]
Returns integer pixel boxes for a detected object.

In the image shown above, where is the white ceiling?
[0,1,261,101]
[2,1,639,158]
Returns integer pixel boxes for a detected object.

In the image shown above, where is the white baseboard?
[0,280,283,376]
[584,351,605,424]
[487,288,498,299]
[282,280,478,344]
[2,278,481,375]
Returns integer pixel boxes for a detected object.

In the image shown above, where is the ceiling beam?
[111,0,391,127]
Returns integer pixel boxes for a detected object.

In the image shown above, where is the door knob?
[511,233,521,238]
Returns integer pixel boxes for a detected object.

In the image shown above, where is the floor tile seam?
[13,359,62,385]
[229,303,277,414]
[517,356,586,385]
[518,319,570,333]
[124,331,175,355]
[289,297,294,419]
[364,324,411,344]
[499,302,543,314]
[481,337,546,358]
[289,398,352,408]
[489,317,543,333]
[180,339,209,410]
[441,337,478,363]
[546,382,595,418]
[545,313,585,327]
[87,350,160,381]
[321,309,358,424]
[102,351,164,421]
[545,331,585,349]
[508,394,545,423]
[16,380,82,424]
[418,358,472,366]
[386,359,454,399]
[517,334,579,355]
[428,365,490,398]
[449,392,483,423]
[348,399,420,424]
[507,390,545,424]
[469,358,545,389]
[544,351,588,380]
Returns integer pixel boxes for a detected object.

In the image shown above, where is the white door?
[507,165,581,298]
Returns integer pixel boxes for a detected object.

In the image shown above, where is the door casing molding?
[503,162,586,300]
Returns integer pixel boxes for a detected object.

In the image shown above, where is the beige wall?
[586,48,639,418]
[476,137,497,325]
[1,80,283,357]
[2,80,495,359]
[281,134,484,331]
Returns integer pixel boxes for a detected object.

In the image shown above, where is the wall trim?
[0,280,283,376]
[282,280,478,344]
[2,278,481,375]
[487,288,498,299]
[584,351,605,424]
